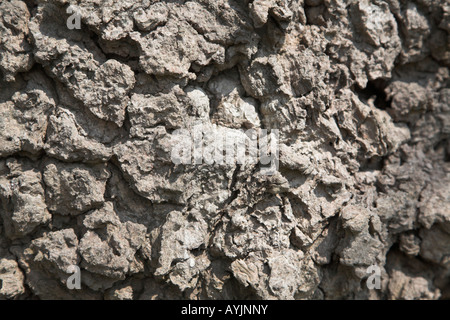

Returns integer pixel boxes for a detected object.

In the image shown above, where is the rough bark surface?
[0,0,449,300]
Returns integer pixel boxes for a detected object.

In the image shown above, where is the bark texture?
[0,0,449,300]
